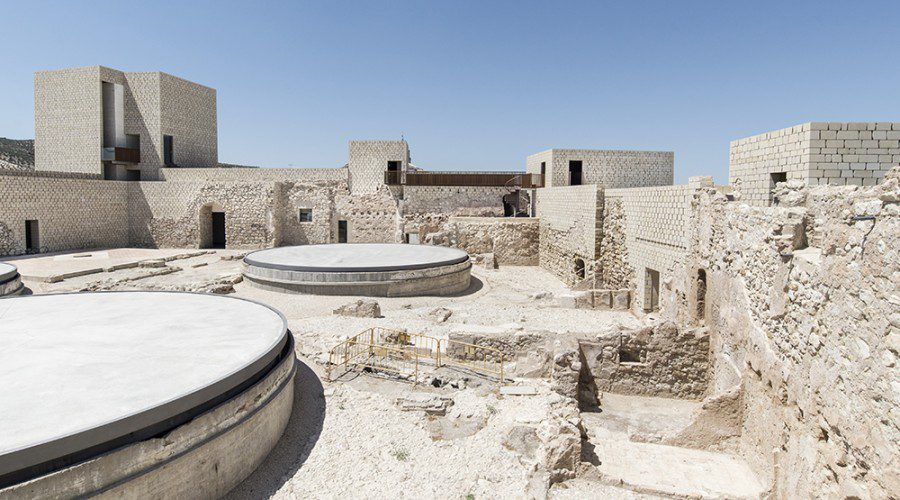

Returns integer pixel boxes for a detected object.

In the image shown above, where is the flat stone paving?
[245,244,469,272]
[0,263,15,283]
[0,292,287,479]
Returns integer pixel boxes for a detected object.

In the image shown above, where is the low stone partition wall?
[580,321,709,399]
[445,217,539,266]
[555,288,630,310]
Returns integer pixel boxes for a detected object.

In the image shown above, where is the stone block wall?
[601,184,698,311]
[526,149,673,188]
[348,140,409,195]
[580,322,710,399]
[277,181,344,246]
[729,122,900,206]
[0,172,128,256]
[159,167,347,183]
[34,66,104,175]
[34,66,218,179]
[535,185,602,284]
[158,73,217,169]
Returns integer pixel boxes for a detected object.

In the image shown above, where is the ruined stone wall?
[400,185,510,241]
[580,322,709,399]
[334,186,401,243]
[0,173,128,256]
[665,170,899,498]
[730,122,900,206]
[127,181,276,249]
[535,185,602,284]
[445,217,539,265]
[278,181,345,245]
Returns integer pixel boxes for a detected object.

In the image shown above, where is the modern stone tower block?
[34,65,217,180]
[525,149,674,188]
[729,122,900,206]
[348,140,410,195]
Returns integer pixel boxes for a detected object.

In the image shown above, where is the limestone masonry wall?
[663,170,900,498]
[526,149,673,188]
[0,173,128,255]
[535,185,602,284]
[730,122,900,206]
[348,140,409,195]
[602,184,699,312]
[128,181,277,249]
[159,167,347,183]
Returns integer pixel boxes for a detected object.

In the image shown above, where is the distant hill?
[0,138,35,171]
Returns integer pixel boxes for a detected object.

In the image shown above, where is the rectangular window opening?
[298,208,313,222]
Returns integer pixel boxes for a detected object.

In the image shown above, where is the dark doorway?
[645,268,660,312]
[569,160,583,186]
[211,212,226,248]
[696,268,707,323]
[574,257,586,281]
[164,135,175,166]
[770,172,787,205]
[25,220,39,253]
[540,161,546,179]
[338,220,348,243]
[125,169,141,181]
[387,160,401,172]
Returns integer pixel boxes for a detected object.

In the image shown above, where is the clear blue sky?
[1,0,898,183]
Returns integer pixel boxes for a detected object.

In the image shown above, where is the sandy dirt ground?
[9,248,763,499]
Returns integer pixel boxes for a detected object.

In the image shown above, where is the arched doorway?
[574,257,586,281]
[200,202,226,249]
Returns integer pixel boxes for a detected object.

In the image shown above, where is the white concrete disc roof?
[244,243,469,272]
[0,262,16,283]
[0,292,288,481]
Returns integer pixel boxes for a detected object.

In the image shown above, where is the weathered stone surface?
[333,299,381,318]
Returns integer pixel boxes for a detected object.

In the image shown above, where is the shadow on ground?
[224,357,326,499]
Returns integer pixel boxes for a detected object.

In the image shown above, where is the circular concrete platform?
[0,262,22,297]
[0,292,295,496]
[243,244,472,296]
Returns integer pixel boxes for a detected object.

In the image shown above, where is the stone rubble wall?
[580,322,710,399]
[402,185,508,215]
[535,185,602,284]
[444,217,539,266]
[127,181,277,249]
[663,169,900,498]
[0,173,129,256]
[730,122,900,206]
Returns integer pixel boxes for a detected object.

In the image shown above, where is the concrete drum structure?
[0,291,295,497]
[0,262,22,296]
[243,243,472,296]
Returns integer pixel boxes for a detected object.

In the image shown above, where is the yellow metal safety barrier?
[326,327,504,385]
